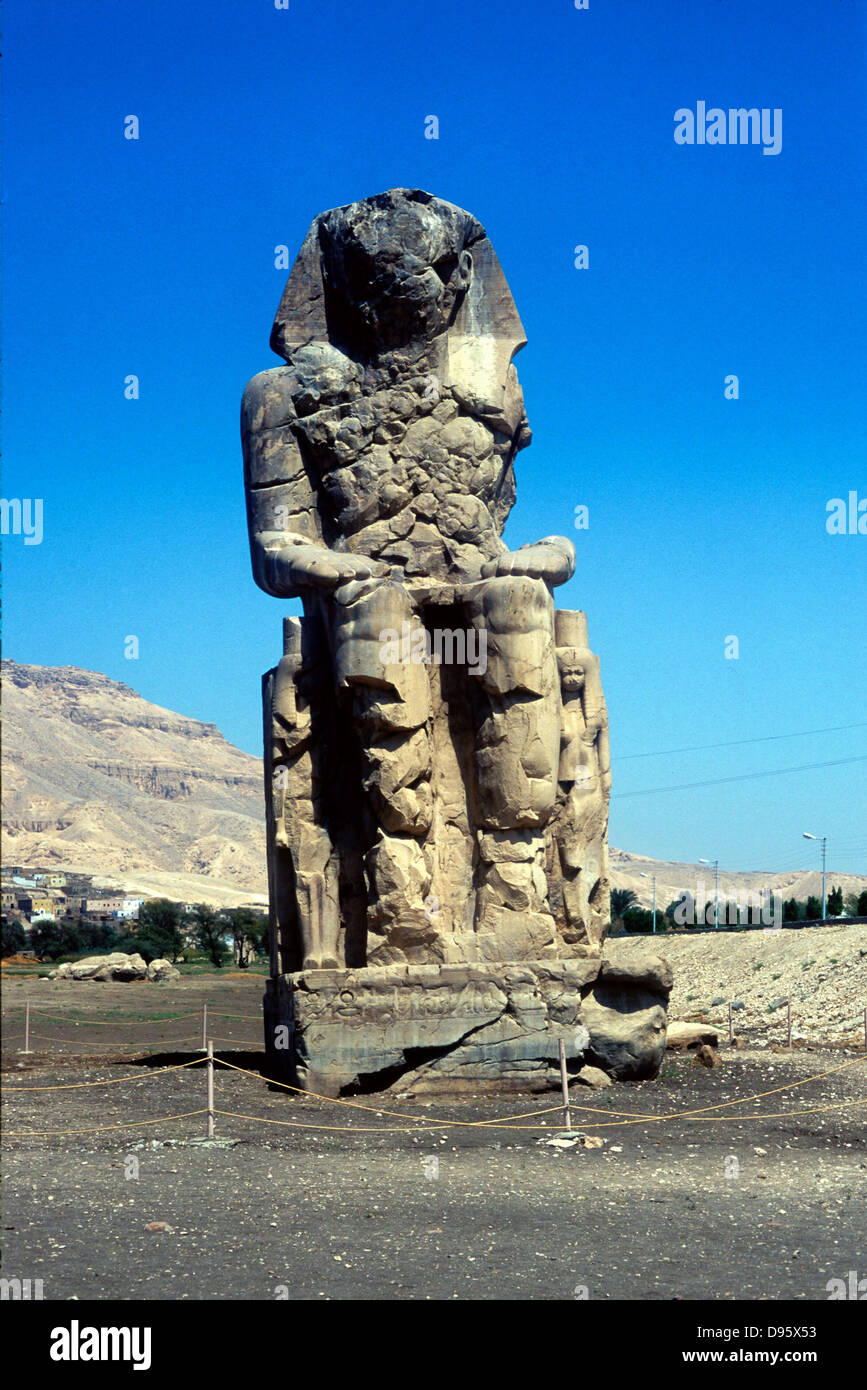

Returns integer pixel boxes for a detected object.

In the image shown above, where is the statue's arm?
[480,534,575,588]
[242,368,382,598]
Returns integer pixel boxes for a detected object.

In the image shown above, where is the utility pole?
[803,832,827,920]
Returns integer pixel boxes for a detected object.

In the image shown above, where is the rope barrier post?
[206,1041,215,1139]
[23,1001,32,1054]
[787,999,792,1049]
[201,1003,207,1051]
[728,1002,733,1046]
[558,1038,572,1131]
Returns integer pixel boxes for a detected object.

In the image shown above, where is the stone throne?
[244,189,670,1092]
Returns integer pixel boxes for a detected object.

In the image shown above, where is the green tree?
[188,904,228,968]
[783,898,802,923]
[2,920,26,957]
[826,885,844,917]
[221,907,268,967]
[77,920,120,952]
[610,888,638,918]
[126,899,184,963]
[805,895,822,921]
[29,918,85,961]
[621,907,654,934]
[858,890,867,917]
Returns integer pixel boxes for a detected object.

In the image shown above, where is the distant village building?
[85,896,126,915]
[20,891,65,920]
[61,895,88,915]
[84,895,143,919]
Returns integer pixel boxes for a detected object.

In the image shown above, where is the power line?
[615,754,867,799]
[616,721,867,762]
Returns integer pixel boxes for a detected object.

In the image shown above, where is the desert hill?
[1,661,266,906]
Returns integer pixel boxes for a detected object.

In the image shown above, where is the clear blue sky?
[3,0,865,876]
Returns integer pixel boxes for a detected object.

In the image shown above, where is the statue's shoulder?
[242,345,362,437]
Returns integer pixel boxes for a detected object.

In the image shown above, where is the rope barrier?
[30,1011,201,1026]
[214,1051,867,1130]
[207,1012,263,1021]
[2,1059,204,1091]
[211,1096,866,1134]
[4,1110,208,1138]
[207,1034,262,1045]
[18,1032,203,1048]
[2,1047,862,1138]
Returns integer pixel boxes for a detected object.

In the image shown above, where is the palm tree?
[610,888,638,918]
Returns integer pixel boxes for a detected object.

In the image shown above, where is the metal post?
[206,1040,215,1139]
[787,999,792,1048]
[652,876,657,934]
[558,1039,572,1131]
[728,1002,733,1046]
[821,838,827,921]
[201,1003,208,1050]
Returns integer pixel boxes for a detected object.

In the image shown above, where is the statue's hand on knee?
[480,536,575,588]
[266,540,385,596]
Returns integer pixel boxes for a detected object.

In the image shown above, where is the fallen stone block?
[666,1021,720,1051]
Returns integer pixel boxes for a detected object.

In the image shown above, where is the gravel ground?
[2,958,865,1302]
[616,923,867,1046]
[3,1044,865,1301]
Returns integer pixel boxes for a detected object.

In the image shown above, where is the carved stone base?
[263,948,671,1096]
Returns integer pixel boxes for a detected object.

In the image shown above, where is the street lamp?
[803,833,827,921]
[699,858,720,929]
[639,872,657,934]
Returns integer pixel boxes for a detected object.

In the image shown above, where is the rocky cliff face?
[1,661,267,905]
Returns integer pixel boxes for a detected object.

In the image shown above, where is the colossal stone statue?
[246,189,669,1092]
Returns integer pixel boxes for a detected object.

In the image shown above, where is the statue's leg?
[330,579,435,962]
[268,617,342,971]
[466,576,561,951]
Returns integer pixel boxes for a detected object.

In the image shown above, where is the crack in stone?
[341,997,511,1094]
